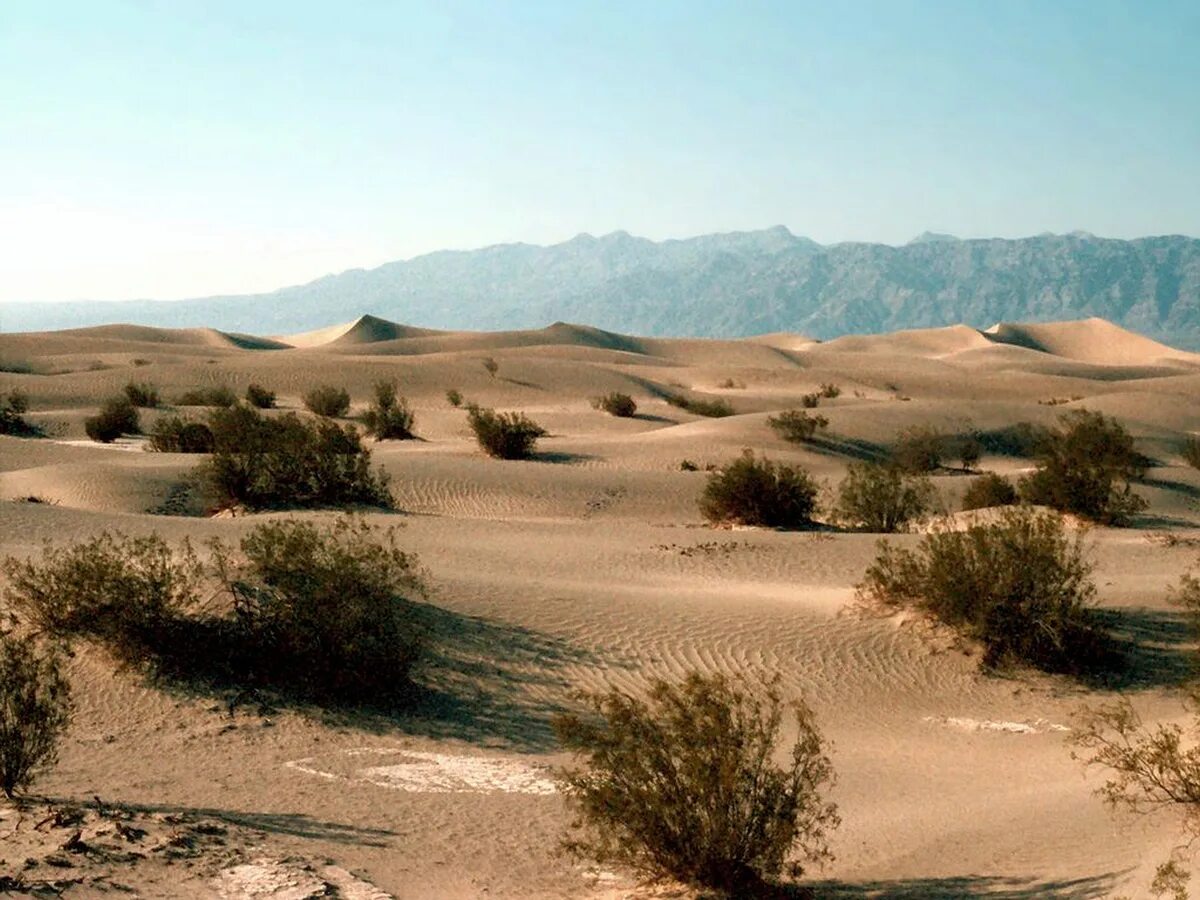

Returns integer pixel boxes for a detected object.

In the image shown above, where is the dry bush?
[800,393,821,409]
[858,507,1113,673]
[175,385,237,408]
[123,381,160,408]
[1019,409,1148,525]
[768,409,829,443]
[84,396,140,443]
[0,390,36,437]
[361,379,415,440]
[834,462,933,533]
[667,393,734,418]
[554,673,838,894]
[205,405,392,510]
[244,383,276,409]
[0,634,71,799]
[961,472,1018,511]
[892,425,945,473]
[466,405,547,459]
[699,450,819,529]
[147,415,214,453]
[445,388,463,408]
[819,383,841,399]
[482,357,499,378]
[303,385,351,418]
[592,392,638,418]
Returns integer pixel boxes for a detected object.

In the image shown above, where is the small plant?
[445,388,463,408]
[699,450,819,529]
[131,358,151,367]
[858,507,1112,673]
[1182,436,1200,472]
[961,472,1018,511]
[800,393,821,409]
[592,392,637,418]
[303,385,351,418]
[84,396,140,443]
[819,383,841,399]
[245,383,276,409]
[0,390,36,436]
[717,378,744,390]
[679,459,700,472]
[361,379,415,440]
[175,385,237,408]
[554,673,838,894]
[147,415,214,453]
[482,357,499,378]
[123,381,160,408]
[768,409,829,443]
[466,404,547,460]
[0,634,72,799]
[834,462,933,533]
[892,425,945,473]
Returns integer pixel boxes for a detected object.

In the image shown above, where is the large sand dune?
[1,315,1199,898]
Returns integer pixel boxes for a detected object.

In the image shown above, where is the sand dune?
[985,317,1200,366]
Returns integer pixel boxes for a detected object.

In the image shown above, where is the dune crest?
[984,317,1200,366]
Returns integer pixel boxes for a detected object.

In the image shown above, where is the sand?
[1,315,1199,898]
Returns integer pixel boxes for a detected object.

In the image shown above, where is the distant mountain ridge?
[5,227,1200,349]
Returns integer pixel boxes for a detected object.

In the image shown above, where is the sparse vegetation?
[244,383,276,409]
[303,384,351,418]
[717,378,745,390]
[834,462,934,533]
[466,404,547,459]
[592,392,637,417]
[667,393,734,418]
[0,634,71,799]
[147,415,215,453]
[699,450,820,529]
[768,408,829,443]
[482,357,499,378]
[175,385,238,408]
[954,432,982,470]
[800,392,821,409]
[361,379,416,439]
[858,507,1112,673]
[679,459,700,472]
[554,673,838,894]
[84,396,140,443]
[961,472,1018,511]
[0,390,36,436]
[445,388,463,407]
[892,424,945,473]
[819,383,841,399]
[123,381,160,408]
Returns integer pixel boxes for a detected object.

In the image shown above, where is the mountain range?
[5,227,1200,348]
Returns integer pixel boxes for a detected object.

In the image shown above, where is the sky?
[2,0,1199,303]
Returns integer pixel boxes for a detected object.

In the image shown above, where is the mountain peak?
[909,231,960,244]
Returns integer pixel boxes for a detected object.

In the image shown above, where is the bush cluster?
[892,425,945,473]
[123,381,160,408]
[819,383,841,399]
[245,383,276,409]
[834,462,933,532]
[0,634,71,799]
[85,396,140,443]
[699,450,819,529]
[0,390,36,436]
[467,405,547,459]
[147,415,215,453]
[175,385,237,408]
[961,472,1018,511]
[800,393,821,409]
[303,385,351,418]
[592,392,638,418]
[768,409,829,443]
[361,380,415,440]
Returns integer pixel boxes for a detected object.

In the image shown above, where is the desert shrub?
[0,390,36,436]
[835,462,933,533]
[961,472,1018,511]
[175,385,237,408]
[819,383,841,399]
[1182,436,1200,472]
[592,392,637,418]
[131,358,151,367]
[303,384,351,418]
[84,396,140,443]
[445,388,463,407]
[244,383,276,409]
[0,634,72,799]
[800,393,821,409]
[205,405,392,510]
[892,425,945,473]
[482,357,499,378]
[147,415,214,453]
[717,377,744,389]
[213,517,425,701]
[1018,409,1148,525]
[123,381,160,408]
[953,433,982,470]
[554,673,838,893]
[768,409,829,443]
[858,507,1111,673]
[361,379,415,440]
[466,405,547,460]
[699,450,819,529]
[667,393,734,418]
[679,459,700,472]
[976,422,1046,457]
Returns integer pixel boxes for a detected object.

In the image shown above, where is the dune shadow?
[532,449,597,464]
[632,412,676,424]
[1093,606,1198,690]
[803,434,887,463]
[500,376,544,390]
[807,870,1122,899]
[1142,475,1200,503]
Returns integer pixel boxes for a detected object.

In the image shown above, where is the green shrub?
[857,507,1112,673]
[592,392,638,417]
[0,390,36,436]
[1018,409,1148,525]
[554,673,838,893]
[699,450,819,529]
[467,405,547,459]
[84,396,140,443]
[819,383,841,399]
[245,383,276,409]
[205,405,392,510]
[834,462,933,533]
[768,409,829,443]
[147,415,214,453]
[175,385,237,408]
[961,472,1018,511]
[976,422,1047,457]
[361,380,415,440]
[445,388,463,408]
[0,634,71,799]
[892,425,945,473]
[123,381,160,408]
[953,433,982,470]
[1182,436,1200,472]
[303,385,351,418]
[800,393,821,409]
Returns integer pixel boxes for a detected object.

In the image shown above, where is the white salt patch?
[285,747,557,795]
[212,858,392,900]
[54,438,147,452]
[923,715,1070,735]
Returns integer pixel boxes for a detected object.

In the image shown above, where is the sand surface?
[2,316,1200,897]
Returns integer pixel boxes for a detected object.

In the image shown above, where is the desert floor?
[2,314,1200,898]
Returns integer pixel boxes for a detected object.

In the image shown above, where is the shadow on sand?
[805,870,1122,899]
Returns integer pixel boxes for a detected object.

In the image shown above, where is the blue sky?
[3,1,1198,302]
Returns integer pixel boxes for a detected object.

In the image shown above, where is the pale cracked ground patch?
[212,858,392,900]
[284,747,559,795]
[923,714,1072,734]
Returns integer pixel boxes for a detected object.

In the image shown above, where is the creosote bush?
[892,425,945,473]
[482,357,499,378]
[147,415,214,453]
[445,388,463,408]
[768,408,829,443]
[800,393,821,409]
[361,379,415,440]
[699,450,819,529]
[858,507,1113,673]
[466,404,547,460]
[245,383,276,409]
[834,462,933,533]
[667,393,734,418]
[592,392,637,417]
[961,472,1019,511]
[84,396,140,443]
[0,390,36,436]
[204,405,392,510]
[554,673,838,894]
[0,634,72,799]
[175,385,237,408]
[1018,409,1148,525]
[819,383,841,399]
[123,381,160,408]
[303,384,351,418]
